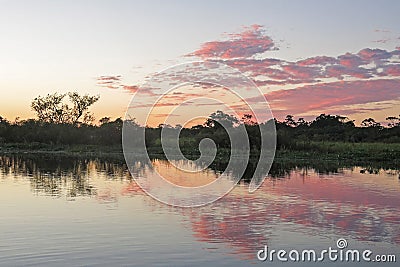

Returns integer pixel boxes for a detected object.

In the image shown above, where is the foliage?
[1,102,400,153]
[204,110,240,128]
[31,92,99,124]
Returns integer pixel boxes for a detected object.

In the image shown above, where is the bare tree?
[31,92,100,124]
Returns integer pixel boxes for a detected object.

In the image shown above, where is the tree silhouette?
[361,118,381,128]
[284,115,297,127]
[386,116,400,128]
[241,114,258,126]
[67,92,100,124]
[31,92,99,124]
[204,110,239,128]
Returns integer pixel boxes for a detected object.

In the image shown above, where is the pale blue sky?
[0,0,399,121]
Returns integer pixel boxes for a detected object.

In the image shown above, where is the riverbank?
[1,141,399,169]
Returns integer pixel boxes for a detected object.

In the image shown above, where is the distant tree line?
[0,92,399,151]
[274,114,400,149]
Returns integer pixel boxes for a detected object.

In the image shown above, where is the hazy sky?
[1,0,399,125]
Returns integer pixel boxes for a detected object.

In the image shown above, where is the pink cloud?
[264,79,400,117]
[229,51,383,83]
[384,65,400,76]
[338,53,365,68]
[186,28,400,85]
[96,75,157,95]
[96,75,122,89]
[325,64,373,80]
[100,27,400,95]
[282,64,322,80]
[100,25,400,125]
[222,58,282,76]
[297,56,337,66]
[97,75,121,81]
[122,85,139,93]
[357,48,392,63]
[187,25,277,59]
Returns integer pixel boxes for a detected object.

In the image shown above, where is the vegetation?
[0,151,397,198]
[0,93,399,165]
[31,92,100,124]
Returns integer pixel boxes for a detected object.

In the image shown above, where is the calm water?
[0,154,399,266]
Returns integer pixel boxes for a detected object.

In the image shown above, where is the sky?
[0,0,399,126]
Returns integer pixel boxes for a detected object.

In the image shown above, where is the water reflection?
[183,168,400,257]
[0,154,131,200]
[0,153,399,261]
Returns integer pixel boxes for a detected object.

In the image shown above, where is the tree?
[297,117,308,126]
[386,116,400,128]
[0,116,10,143]
[67,92,99,124]
[361,118,381,128]
[31,92,99,124]
[204,110,239,128]
[241,114,258,126]
[0,116,7,124]
[99,117,111,125]
[311,114,351,128]
[284,115,297,127]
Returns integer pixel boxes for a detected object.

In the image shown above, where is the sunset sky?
[1,0,399,126]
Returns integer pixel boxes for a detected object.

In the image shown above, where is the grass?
[284,141,400,161]
[1,141,398,174]
[0,141,399,165]
[0,143,123,159]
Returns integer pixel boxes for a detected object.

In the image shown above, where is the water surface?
[0,154,399,266]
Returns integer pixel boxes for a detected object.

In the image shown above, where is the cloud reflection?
[1,155,399,259]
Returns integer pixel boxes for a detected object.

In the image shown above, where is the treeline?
[0,91,399,151]
[0,117,123,146]
[275,114,400,148]
[0,112,399,151]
